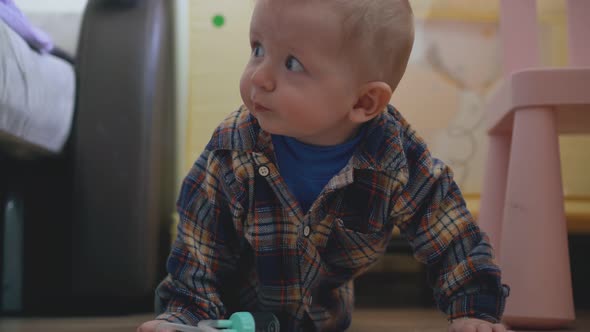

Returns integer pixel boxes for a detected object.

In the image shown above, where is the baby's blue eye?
[252,43,265,57]
[285,56,304,72]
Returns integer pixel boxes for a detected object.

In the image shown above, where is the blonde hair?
[333,0,415,91]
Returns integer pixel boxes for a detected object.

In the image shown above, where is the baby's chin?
[252,116,288,137]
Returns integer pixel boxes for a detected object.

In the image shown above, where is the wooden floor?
[1,309,589,331]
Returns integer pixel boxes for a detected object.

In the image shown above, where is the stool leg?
[478,134,511,258]
[500,108,575,329]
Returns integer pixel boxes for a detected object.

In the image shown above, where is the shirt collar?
[206,104,408,174]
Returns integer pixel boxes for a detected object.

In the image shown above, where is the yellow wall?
[183,0,253,172]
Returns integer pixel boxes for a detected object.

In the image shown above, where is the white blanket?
[0,19,75,155]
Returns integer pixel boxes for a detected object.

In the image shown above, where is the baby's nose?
[251,63,276,92]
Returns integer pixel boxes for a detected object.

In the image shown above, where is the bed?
[0,19,76,157]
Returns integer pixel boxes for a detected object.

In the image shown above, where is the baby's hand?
[136,319,172,332]
[448,318,513,332]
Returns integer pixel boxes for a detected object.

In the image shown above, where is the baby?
[138,0,510,331]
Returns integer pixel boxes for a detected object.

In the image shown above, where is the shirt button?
[258,166,269,177]
[303,225,311,237]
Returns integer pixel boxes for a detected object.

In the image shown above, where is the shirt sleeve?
[154,148,242,325]
[394,126,509,323]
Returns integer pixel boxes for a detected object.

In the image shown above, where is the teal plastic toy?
[156,312,261,332]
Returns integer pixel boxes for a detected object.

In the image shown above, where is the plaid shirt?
[155,105,508,331]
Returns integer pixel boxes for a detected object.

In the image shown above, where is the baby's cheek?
[239,73,251,106]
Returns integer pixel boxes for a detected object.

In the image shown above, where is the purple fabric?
[0,0,53,52]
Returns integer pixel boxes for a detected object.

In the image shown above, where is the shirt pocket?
[323,216,388,270]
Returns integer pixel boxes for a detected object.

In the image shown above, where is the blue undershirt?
[271,130,364,213]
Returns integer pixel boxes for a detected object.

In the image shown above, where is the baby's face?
[240,0,364,146]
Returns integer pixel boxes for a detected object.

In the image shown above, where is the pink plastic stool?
[478,0,590,329]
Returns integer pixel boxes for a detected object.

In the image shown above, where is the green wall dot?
[212,14,225,28]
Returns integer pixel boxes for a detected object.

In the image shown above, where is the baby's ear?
[350,81,392,123]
